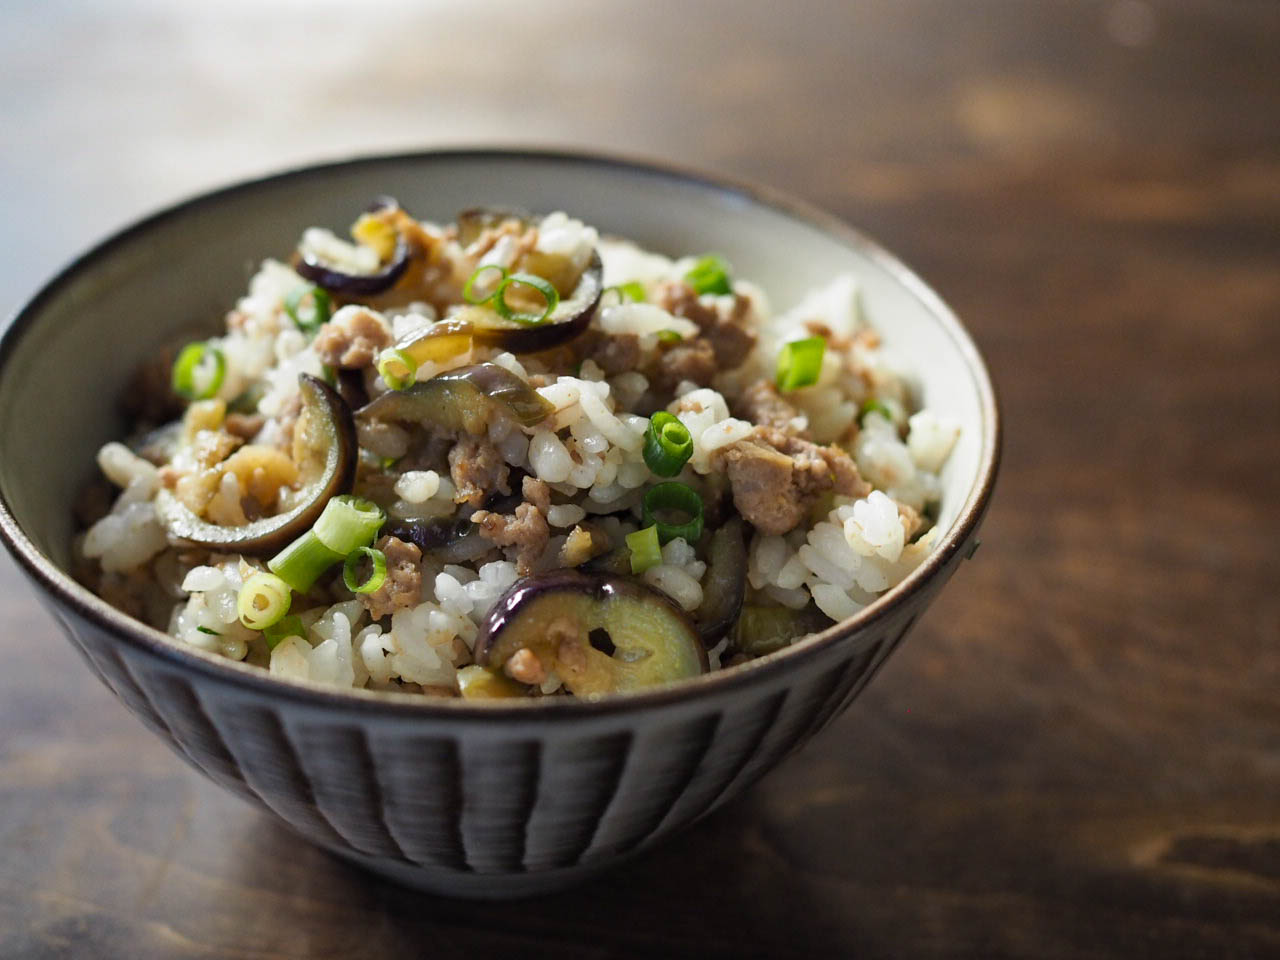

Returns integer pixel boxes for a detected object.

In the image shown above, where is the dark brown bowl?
[0,149,1000,898]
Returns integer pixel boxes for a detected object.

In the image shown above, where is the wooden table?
[2,1,1276,956]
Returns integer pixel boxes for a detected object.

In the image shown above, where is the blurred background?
[2,1,1277,957]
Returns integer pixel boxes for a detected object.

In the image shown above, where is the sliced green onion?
[684,254,733,296]
[377,348,418,391]
[284,284,331,334]
[493,273,559,325]
[313,495,385,556]
[776,336,826,393]
[268,530,344,594]
[237,571,292,631]
[171,341,226,401]
[655,329,683,344]
[263,614,306,650]
[626,525,663,574]
[858,398,893,425]
[463,264,508,304]
[643,412,694,478]
[641,482,704,545]
[195,625,221,636]
[603,281,646,306]
[379,455,400,471]
[343,546,388,594]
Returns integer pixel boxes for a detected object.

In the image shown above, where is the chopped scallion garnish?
[268,530,344,595]
[603,281,646,306]
[684,254,733,296]
[641,482,704,545]
[263,614,305,650]
[642,412,694,478]
[858,398,893,425]
[343,546,388,594]
[626,525,663,574]
[655,329,683,344]
[463,264,508,304]
[377,347,418,391]
[314,495,385,556]
[237,571,292,631]
[776,336,826,393]
[195,625,221,636]
[171,341,226,401]
[284,284,331,334]
[493,273,559,325]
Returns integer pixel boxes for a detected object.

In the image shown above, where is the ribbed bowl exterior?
[36,553,958,898]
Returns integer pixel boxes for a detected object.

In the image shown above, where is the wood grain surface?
[1,1,1277,957]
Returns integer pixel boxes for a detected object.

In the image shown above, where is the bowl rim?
[0,145,1001,718]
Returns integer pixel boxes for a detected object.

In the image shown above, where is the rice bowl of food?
[0,149,999,897]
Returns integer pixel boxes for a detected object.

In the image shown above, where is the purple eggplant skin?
[474,570,708,696]
[296,234,410,296]
[694,516,748,643]
[154,374,357,555]
[357,362,553,433]
[456,206,533,247]
[383,517,493,563]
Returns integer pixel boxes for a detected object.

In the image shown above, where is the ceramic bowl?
[0,149,1000,898]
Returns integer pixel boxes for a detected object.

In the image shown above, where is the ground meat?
[734,379,806,436]
[521,475,551,513]
[449,436,511,507]
[471,501,550,576]
[559,525,600,568]
[361,535,423,620]
[313,308,393,369]
[224,412,265,440]
[582,330,643,376]
[649,337,717,393]
[504,646,548,686]
[721,427,870,535]
[654,280,757,369]
[898,501,923,540]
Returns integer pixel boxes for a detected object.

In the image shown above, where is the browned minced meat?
[504,646,548,686]
[361,535,423,620]
[521,475,551,513]
[449,435,511,507]
[734,379,807,436]
[313,309,392,369]
[720,426,870,535]
[471,477,551,576]
[898,502,923,540]
[582,330,643,376]
[224,412,265,440]
[649,337,717,393]
[654,280,757,369]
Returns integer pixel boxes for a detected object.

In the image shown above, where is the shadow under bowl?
[0,148,1000,898]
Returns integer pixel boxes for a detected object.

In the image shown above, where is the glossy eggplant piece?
[694,517,747,643]
[733,603,833,658]
[154,374,357,554]
[474,570,707,697]
[357,362,553,433]
[452,248,604,354]
[456,206,533,247]
[383,517,492,563]
[295,198,410,296]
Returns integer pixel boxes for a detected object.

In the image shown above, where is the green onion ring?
[641,482,704,545]
[684,254,733,296]
[376,347,418,391]
[858,397,893,425]
[626,525,663,574]
[314,495,386,556]
[284,284,332,334]
[343,546,388,594]
[262,614,306,650]
[493,272,559,326]
[776,336,826,393]
[171,341,226,401]
[642,412,694,478]
[237,571,293,631]
[463,264,508,304]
